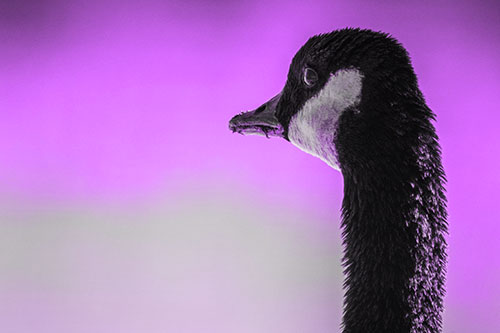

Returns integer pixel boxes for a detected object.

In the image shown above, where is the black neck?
[340,141,447,333]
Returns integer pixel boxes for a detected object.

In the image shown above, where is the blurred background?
[1,0,499,332]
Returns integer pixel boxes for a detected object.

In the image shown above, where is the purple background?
[1,0,499,332]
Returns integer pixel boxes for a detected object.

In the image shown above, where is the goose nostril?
[254,104,266,114]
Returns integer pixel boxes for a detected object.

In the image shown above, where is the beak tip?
[228,91,284,138]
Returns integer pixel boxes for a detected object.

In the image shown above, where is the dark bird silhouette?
[229,28,447,333]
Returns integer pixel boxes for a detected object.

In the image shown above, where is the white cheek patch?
[288,68,364,170]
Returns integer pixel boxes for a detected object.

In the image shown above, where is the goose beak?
[229,92,284,138]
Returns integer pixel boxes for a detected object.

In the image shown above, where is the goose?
[228,28,447,332]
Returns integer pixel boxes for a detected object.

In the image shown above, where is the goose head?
[229,28,420,174]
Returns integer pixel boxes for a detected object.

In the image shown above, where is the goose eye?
[303,67,318,86]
